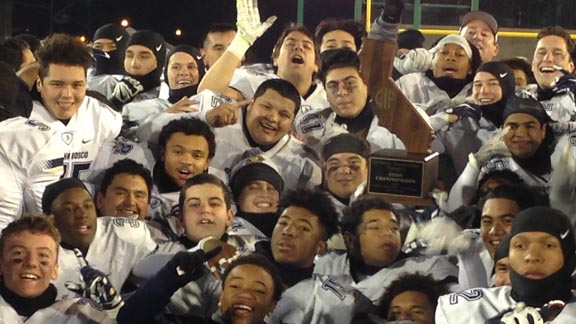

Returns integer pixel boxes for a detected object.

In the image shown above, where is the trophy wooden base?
[367,151,439,206]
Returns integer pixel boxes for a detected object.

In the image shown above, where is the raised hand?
[65,249,123,310]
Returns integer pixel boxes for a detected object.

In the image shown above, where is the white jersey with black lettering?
[0,98,120,230]
[267,274,371,324]
[133,89,233,144]
[79,137,155,193]
[524,84,576,133]
[295,108,406,152]
[436,286,576,323]
[229,67,329,127]
[0,295,113,324]
[30,98,122,180]
[314,251,458,303]
[54,217,157,300]
[210,111,322,191]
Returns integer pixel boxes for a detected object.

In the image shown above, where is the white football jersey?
[436,286,576,323]
[0,97,121,230]
[447,155,550,213]
[0,295,112,324]
[395,72,472,115]
[229,67,329,127]
[314,251,458,303]
[54,217,157,300]
[457,229,495,289]
[295,108,406,153]
[267,274,370,324]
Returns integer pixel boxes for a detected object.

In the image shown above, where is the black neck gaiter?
[236,210,279,238]
[94,50,124,76]
[334,99,374,133]
[512,139,552,176]
[0,281,57,317]
[129,70,161,93]
[480,100,506,128]
[153,162,181,194]
[426,70,472,98]
[510,266,573,307]
[168,85,198,104]
[255,241,313,287]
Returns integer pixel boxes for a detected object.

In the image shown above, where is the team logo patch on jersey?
[150,197,161,209]
[300,105,312,114]
[230,222,246,232]
[112,141,134,155]
[299,113,323,134]
[62,132,74,145]
[25,119,51,131]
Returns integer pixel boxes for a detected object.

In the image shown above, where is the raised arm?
[198,0,276,100]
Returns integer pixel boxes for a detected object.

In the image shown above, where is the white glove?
[415,217,471,254]
[111,76,143,104]
[236,0,277,45]
[321,113,349,143]
[470,129,510,169]
[501,302,543,324]
[394,48,434,74]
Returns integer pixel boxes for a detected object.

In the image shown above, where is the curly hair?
[378,272,448,319]
[279,188,340,240]
[37,33,92,79]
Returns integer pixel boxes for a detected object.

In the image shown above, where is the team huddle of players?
[1,0,576,323]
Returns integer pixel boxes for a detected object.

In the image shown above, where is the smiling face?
[532,35,575,89]
[324,152,368,200]
[460,19,499,62]
[325,66,368,118]
[51,188,97,254]
[37,64,86,120]
[274,31,318,81]
[238,180,280,214]
[503,113,546,159]
[271,206,326,268]
[346,209,401,268]
[96,173,149,220]
[432,43,471,79]
[166,52,200,90]
[480,198,520,257]
[161,132,211,188]
[0,230,59,298]
[509,231,564,280]
[245,88,296,146]
[181,183,233,242]
[220,264,277,324]
[472,71,503,105]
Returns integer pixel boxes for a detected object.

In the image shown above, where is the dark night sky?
[12,0,356,62]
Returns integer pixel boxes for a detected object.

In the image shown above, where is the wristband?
[227,35,251,60]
